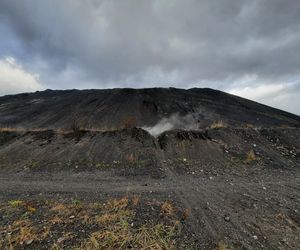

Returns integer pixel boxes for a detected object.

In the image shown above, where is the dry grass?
[280,124,292,128]
[8,200,23,207]
[81,222,179,250]
[161,201,175,215]
[0,197,185,249]
[5,219,39,246]
[244,149,257,164]
[244,123,254,128]
[95,213,120,224]
[14,225,37,245]
[0,127,47,133]
[182,209,189,221]
[0,125,137,136]
[50,203,70,214]
[26,205,36,213]
[0,127,19,132]
[210,121,227,129]
[132,195,140,206]
[81,197,180,249]
[121,116,137,129]
[96,209,133,224]
[105,197,129,211]
[124,153,136,164]
[49,215,63,225]
[0,126,118,134]
[215,242,230,250]
[89,127,118,132]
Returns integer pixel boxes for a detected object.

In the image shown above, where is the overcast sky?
[0,0,299,114]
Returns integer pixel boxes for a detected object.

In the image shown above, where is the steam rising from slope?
[142,113,200,137]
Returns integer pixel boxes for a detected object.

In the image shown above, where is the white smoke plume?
[142,113,200,137]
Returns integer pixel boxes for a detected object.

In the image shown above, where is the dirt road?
[1,165,299,249]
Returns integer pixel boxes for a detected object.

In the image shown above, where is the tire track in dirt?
[154,139,221,248]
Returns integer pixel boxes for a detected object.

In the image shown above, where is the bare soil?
[1,88,300,249]
[0,127,299,249]
[1,88,299,130]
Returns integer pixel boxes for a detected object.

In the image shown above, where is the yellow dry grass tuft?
[105,197,129,211]
[131,195,140,206]
[27,206,36,213]
[182,209,189,221]
[121,116,137,129]
[49,215,63,225]
[9,220,38,246]
[0,127,48,133]
[210,121,227,129]
[0,198,184,249]
[96,210,133,225]
[50,203,69,214]
[216,242,230,250]
[161,201,175,215]
[8,200,23,207]
[124,153,136,164]
[244,149,257,164]
[244,123,254,128]
[81,222,179,250]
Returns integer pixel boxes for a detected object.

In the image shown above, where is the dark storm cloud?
[0,0,300,113]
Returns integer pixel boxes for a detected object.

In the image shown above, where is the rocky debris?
[0,88,299,249]
[224,215,231,222]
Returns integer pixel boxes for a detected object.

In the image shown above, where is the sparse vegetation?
[210,121,227,129]
[244,149,257,164]
[71,116,81,133]
[124,153,136,164]
[26,205,36,213]
[182,209,189,221]
[215,242,230,250]
[24,160,39,170]
[9,200,23,207]
[9,220,39,246]
[121,116,137,129]
[71,198,81,206]
[82,221,179,250]
[280,124,292,128]
[161,201,175,215]
[0,127,47,132]
[0,197,186,249]
[132,195,140,206]
[70,116,86,140]
[0,127,19,132]
[105,197,129,211]
[244,123,254,128]
[95,162,111,169]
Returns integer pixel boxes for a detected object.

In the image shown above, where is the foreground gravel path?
[0,168,299,249]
